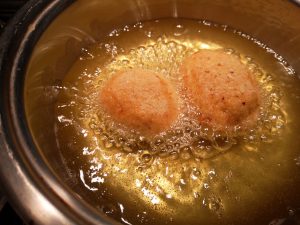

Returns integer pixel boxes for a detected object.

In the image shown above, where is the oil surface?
[55,19,300,225]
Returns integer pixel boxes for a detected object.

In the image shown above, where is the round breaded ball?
[99,69,179,135]
[181,49,261,129]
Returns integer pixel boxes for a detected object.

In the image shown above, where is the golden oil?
[54,19,300,225]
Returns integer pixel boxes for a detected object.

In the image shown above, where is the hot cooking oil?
[54,19,300,225]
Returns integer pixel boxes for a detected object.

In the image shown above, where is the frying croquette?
[181,49,261,129]
[99,69,179,135]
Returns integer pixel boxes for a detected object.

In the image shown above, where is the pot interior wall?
[25,0,300,212]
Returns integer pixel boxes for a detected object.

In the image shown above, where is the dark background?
[0,0,27,23]
[0,2,28,224]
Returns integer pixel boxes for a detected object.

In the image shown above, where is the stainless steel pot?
[0,0,300,224]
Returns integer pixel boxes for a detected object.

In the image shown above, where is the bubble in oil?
[191,168,201,180]
[138,150,154,167]
[212,133,235,152]
[190,139,211,159]
[180,146,192,160]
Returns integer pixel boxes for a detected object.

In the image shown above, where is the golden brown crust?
[99,69,179,135]
[181,49,261,130]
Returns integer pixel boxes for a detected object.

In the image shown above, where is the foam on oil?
[55,19,300,225]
